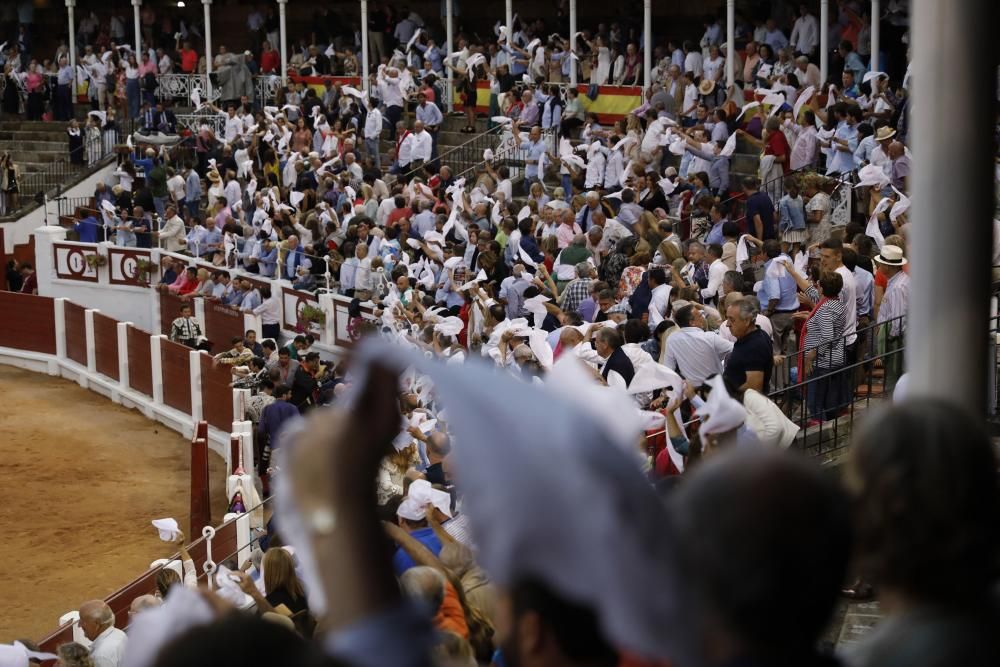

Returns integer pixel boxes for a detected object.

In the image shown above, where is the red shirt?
[386,207,413,229]
[180,49,198,73]
[20,272,37,294]
[260,49,279,74]
[765,129,791,170]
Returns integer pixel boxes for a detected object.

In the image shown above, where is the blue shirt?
[854,266,874,317]
[705,219,726,246]
[392,527,442,576]
[186,171,202,201]
[519,138,546,180]
[257,400,300,449]
[75,216,101,243]
[777,195,806,231]
[757,259,799,312]
[826,121,858,176]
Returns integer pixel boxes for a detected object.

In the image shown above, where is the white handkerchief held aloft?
[855,163,890,190]
[406,238,422,250]
[889,187,910,222]
[405,479,453,518]
[765,254,789,279]
[720,132,737,157]
[863,70,885,85]
[658,178,677,196]
[517,205,532,222]
[434,316,464,337]
[152,518,180,542]
[518,243,538,268]
[793,85,815,120]
[695,375,748,436]
[483,148,494,162]
[736,235,752,266]
[866,210,886,249]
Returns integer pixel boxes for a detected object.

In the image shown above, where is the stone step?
[0,140,68,152]
[0,120,70,130]
[0,130,76,142]
[6,151,72,164]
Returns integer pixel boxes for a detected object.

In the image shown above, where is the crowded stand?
[3,1,1000,667]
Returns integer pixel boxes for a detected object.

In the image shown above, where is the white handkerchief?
[151,517,180,542]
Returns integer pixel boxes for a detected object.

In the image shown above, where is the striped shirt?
[804,286,847,369]
[877,271,909,338]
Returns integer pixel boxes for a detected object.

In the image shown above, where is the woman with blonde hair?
[377,441,420,505]
[57,642,94,667]
[237,547,314,636]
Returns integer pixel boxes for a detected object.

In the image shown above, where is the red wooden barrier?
[127,325,153,396]
[191,422,212,535]
[64,301,88,366]
[0,292,56,353]
[160,339,192,414]
[203,301,245,350]
[93,313,119,381]
[159,291,188,337]
[200,353,235,432]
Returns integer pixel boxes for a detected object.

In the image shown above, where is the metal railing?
[399,124,506,182]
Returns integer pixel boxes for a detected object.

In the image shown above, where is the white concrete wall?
[2,162,118,253]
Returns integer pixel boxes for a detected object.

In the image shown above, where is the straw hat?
[698,79,716,96]
[874,126,897,142]
[207,170,221,183]
[873,244,907,266]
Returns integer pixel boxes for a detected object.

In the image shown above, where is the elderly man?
[555,208,583,249]
[723,297,774,392]
[663,303,733,387]
[513,123,547,194]
[575,191,604,232]
[596,327,634,388]
[559,262,595,313]
[79,600,127,667]
[409,120,433,171]
[554,233,594,283]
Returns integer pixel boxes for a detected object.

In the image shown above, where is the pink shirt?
[556,222,582,249]
[138,60,158,77]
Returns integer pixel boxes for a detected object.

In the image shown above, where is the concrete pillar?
[277,0,288,85]
[820,0,829,86]
[150,335,164,404]
[726,0,735,89]
[907,0,997,409]
[189,350,203,422]
[360,0,370,94]
[54,297,68,360]
[568,0,576,86]
[643,0,651,90]
[203,0,213,99]
[67,0,77,95]
[117,321,131,391]
[132,0,141,57]
[870,0,880,72]
[84,309,99,373]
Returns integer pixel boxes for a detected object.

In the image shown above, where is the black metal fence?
[767,315,907,459]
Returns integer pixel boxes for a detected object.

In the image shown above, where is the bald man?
[79,599,127,667]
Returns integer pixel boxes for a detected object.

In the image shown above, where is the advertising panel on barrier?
[53,242,100,282]
[107,247,155,287]
[282,286,325,340]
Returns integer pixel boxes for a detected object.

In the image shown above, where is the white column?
[445,0,454,113]
[132,0,141,56]
[150,334,165,405]
[820,0,829,86]
[203,0,213,99]
[232,387,251,422]
[277,0,288,85]
[360,0,370,94]
[908,0,996,408]
[506,0,513,54]
[84,309,99,373]
[643,0,651,90]
[726,0,735,89]
[54,298,68,360]
[117,322,131,390]
[568,0,577,86]
[67,0,77,95]
[189,351,204,422]
[318,292,337,346]
[870,0,880,72]
[193,296,207,334]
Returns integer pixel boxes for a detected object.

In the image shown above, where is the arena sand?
[0,364,227,643]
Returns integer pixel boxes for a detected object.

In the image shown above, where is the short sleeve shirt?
[724,328,774,390]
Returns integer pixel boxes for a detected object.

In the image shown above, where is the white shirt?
[683,51,703,79]
[603,150,624,190]
[90,626,128,667]
[410,130,433,162]
[702,55,724,82]
[647,283,672,328]
[224,179,241,208]
[379,76,405,108]
[159,215,186,252]
[700,259,727,302]
[584,151,606,189]
[718,314,774,343]
[253,295,281,325]
[224,114,243,143]
[682,83,699,117]
[397,133,414,165]
[662,326,734,386]
[496,178,513,202]
[364,107,383,139]
[835,264,858,346]
[167,173,186,201]
[791,14,819,54]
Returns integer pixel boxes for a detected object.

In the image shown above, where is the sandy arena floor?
[0,364,227,643]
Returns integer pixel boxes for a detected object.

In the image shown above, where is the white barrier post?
[189,350,203,422]
[54,297,68,360]
[243,312,262,341]
[193,298,207,336]
[318,292,336,346]
[117,321,131,391]
[150,334,164,405]
[84,309,99,373]
[232,387,250,422]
